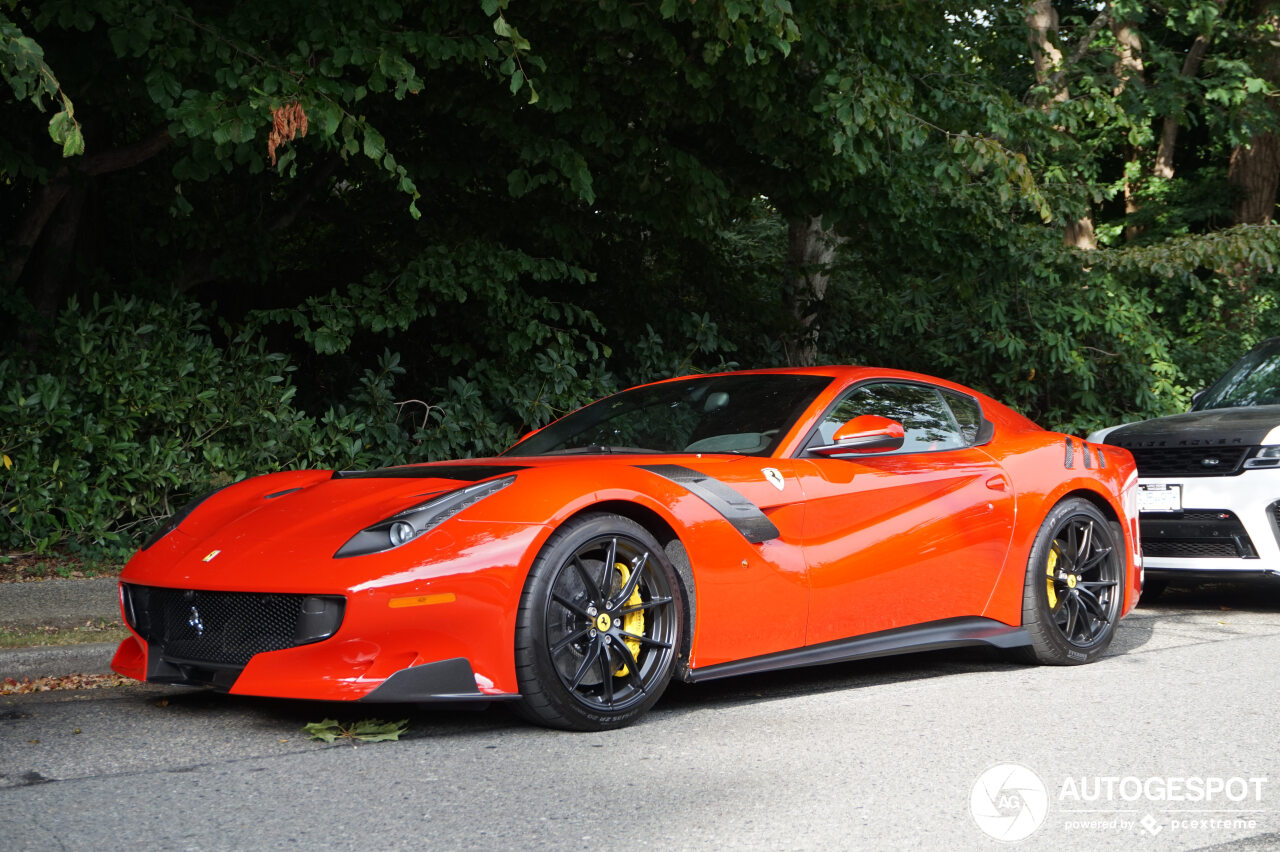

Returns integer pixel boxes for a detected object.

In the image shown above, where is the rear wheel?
[1019,498,1124,665]
[514,514,682,730]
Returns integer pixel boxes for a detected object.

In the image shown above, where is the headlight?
[1245,446,1280,469]
[334,475,516,558]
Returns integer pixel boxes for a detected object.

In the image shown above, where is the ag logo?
[762,467,785,492]
[970,763,1048,842]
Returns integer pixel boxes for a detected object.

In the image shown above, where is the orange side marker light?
[388,593,457,609]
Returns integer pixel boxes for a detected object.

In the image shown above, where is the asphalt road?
[4,584,1280,851]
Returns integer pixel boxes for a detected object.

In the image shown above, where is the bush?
[0,294,738,558]
[0,296,312,556]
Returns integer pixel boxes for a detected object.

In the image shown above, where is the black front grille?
[1122,446,1252,477]
[1139,510,1257,559]
[1143,540,1242,558]
[122,584,344,666]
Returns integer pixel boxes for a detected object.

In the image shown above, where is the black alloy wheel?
[515,513,682,730]
[1020,498,1125,665]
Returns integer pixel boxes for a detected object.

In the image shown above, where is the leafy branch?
[0,12,84,157]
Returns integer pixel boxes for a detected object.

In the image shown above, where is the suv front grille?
[1122,446,1252,478]
[122,584,344,666]
[1143,540,1242,558]
[1139,510,1257,560]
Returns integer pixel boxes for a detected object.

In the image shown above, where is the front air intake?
[121,584,345,666]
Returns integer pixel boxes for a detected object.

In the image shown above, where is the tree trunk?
[1154,33,1211,180]
[1064,216,1097,250]
[1228,134,1280,225]
[34,183,88,320]
[1026,0,1067,104]
[783,215,840,367]
[1027,1,1107,249]
[1111,21,1145,241]
[1228,1,1280,226]
[8,129,171,318]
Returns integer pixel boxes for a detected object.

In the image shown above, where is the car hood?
[125,467,499,581]
[1101,404,1280,449]
[122,454,784,593]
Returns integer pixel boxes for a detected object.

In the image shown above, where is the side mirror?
[811,415,905,457]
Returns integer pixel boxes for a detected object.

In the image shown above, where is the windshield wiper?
[543,445,662,455]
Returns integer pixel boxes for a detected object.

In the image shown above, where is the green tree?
[4,0,1280,556]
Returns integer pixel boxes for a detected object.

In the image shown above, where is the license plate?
[1138,484,1181,513]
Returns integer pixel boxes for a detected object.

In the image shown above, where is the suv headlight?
[1245,447,1280,469]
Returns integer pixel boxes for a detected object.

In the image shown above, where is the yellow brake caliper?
[1045,546,1060,609]
[613,562,645,676]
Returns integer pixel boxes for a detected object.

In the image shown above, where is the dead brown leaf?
[1,673,136,695]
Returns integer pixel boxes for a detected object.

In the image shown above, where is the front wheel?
[514,514,683,730]
[1019,498,1125,665]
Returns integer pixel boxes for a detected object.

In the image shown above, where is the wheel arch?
[1058,486,1121,525]
[987,480,1134,625]
[1054,486,1138,613]
[1034,482,1130,551]
[558,499,698,681]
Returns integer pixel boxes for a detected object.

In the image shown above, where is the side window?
[941,389,984,444]
[809,382,967,455]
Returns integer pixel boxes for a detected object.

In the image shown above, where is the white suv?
[1089,337,1280,583]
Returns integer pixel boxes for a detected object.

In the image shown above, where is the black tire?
[1019,498,1124,665]
[514,513,683,730]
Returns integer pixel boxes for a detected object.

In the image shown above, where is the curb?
[0,642,118,680]
[0,577,120,629]
[0,577,121,680]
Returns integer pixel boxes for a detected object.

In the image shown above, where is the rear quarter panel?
[978,425,1141,626]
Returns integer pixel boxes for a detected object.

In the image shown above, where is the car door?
[793,381,1016,645]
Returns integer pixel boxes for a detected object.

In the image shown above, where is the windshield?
[1194,338,1280,410]
[506,374,833,457]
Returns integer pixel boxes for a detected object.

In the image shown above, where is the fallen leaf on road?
[1,673,136,695]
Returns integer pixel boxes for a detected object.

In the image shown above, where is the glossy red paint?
[113,366,1141,716]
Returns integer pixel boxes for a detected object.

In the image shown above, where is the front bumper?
[111,519,546,701]
[1137,472,1280,576]
[111,634,516,703]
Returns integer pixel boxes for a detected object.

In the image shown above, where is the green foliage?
[4,0,1280,561]
[814,213,1280,435]
[0,297,310,555]
[303,717,408,743]
[0,292,738,556]
[0,10,82,157]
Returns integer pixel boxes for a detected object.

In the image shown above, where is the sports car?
[113,366,1143,730]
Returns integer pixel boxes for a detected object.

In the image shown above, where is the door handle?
[985,474,1009,492]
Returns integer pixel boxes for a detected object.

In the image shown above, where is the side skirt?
[685,617,1030,683]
